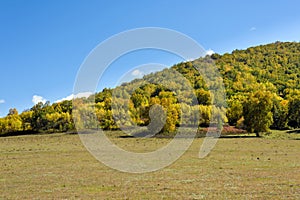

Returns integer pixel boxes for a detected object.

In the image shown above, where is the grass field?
[1,131,299,199]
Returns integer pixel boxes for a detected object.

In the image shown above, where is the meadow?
[0,131,299,199]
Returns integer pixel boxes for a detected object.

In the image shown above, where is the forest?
[1,41,300,137]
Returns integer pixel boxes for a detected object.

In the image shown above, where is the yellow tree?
[243,90,274,136]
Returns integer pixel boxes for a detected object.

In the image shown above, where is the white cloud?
[206,49,215,56]
[250,27,256,31]
[55,92,93,103]
[74,92,93,99]
[131,69,144,77]
[32,95,47,105]
[55,94,74,103]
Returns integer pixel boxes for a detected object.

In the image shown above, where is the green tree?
[271,99,289,129]
[288,95,300,128]
[30,102,49,131]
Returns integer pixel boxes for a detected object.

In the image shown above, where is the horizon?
[1,0,300,116]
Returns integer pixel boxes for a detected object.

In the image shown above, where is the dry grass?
[0,132,299,199]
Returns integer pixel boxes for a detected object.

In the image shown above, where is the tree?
[288,95,300,128]
[226,97,243,126]
[243,90,274,136]
[199,105,211,126]
[0,108,23,133]
[20,110,33,131]
[271,99,289,129]
[195,89,211,105]
[0,118,7,134]
[30,102,49,131]
[147,104,166,133]
[8,108,18,116]
[45,112,73,132]
[161,104,179,133]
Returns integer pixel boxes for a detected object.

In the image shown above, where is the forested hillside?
[1,41,300,136]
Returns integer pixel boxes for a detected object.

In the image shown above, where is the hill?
[1,41,300,136]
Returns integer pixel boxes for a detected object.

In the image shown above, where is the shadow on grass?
[286,129,300,134]
[0,130,39,137]
[0,130,78,137]
[219,135,258,139]
[119,132,259,139]
[119,135,135,138]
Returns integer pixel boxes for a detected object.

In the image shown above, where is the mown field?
[0,131,299,199]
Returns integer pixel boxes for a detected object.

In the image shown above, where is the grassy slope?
[1,132,299,199]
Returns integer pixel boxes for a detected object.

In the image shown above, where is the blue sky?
[0,0,300,116]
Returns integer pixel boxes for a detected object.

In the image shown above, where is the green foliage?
[271,99,289,130]
[287,95,300,128]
